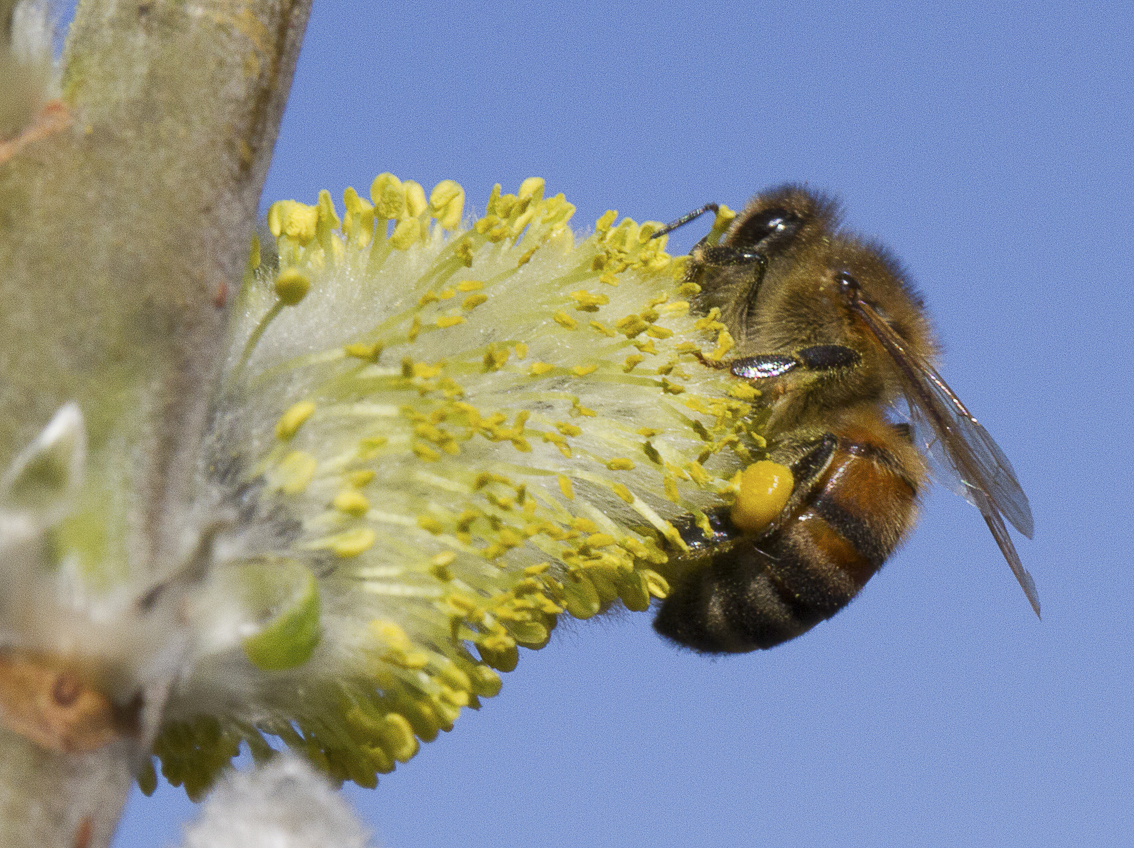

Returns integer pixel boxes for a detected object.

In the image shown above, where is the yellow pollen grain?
[436,315,465,328]
[553,311,578,330]
[606,458,635,471]
[572,364,598,376]
[276,401,316,440]
[529,362,555,376]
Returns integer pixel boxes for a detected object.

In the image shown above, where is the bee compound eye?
[835,271,861,296]
[734,207,800,246]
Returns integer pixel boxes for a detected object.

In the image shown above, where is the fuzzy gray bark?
[0,1,312,846]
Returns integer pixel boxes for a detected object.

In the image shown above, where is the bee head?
[727,184,840,262]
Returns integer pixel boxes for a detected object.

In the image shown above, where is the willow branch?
[0,1,312,846]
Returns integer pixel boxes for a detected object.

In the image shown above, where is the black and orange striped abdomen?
[654,420,922,653]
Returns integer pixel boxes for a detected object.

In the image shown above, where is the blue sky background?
[95,1,1134,845]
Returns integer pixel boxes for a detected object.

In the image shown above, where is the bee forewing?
[849,293,1039,616]
[978,489,1042,618]
[908,386,1035,539]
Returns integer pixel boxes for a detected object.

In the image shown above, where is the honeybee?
[651,185,1037,652]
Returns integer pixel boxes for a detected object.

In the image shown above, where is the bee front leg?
[694,244,768,269]
[730,345,861,381]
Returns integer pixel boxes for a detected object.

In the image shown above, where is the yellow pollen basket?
[730,461,794,533]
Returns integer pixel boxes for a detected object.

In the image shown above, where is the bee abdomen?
[654,430,919,652]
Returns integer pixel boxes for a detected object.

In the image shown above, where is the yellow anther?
[518,177,545,201]
[277,451,317,494]
[332,489,370,516]
[276,401,316,440]
[404,181,428,218]
[329,527,377,558]
[430,180,466,230]
[370,173,405,219]
[275,268,311,305]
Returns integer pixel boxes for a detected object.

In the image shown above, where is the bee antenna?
[651,203,720,239]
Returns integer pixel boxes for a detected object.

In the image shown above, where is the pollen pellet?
[730,460,794,533]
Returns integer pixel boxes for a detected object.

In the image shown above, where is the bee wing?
[904,372,1033,539]
[848,293,1040,618]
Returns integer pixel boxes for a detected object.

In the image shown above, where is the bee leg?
[695,244,768,269]
[655,436,842,653]
[653,541,806,653]
[730,345,861,381]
